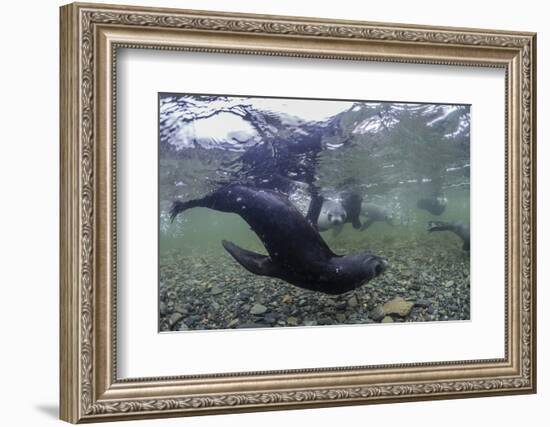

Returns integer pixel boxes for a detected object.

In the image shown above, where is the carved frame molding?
[60,2,536,423]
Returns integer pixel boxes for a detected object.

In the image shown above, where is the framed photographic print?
[60,2,537,423]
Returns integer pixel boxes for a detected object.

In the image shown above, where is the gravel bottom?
[159,240,470,332]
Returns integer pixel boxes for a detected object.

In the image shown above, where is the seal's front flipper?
[222,240,274,277]
[306,191,324,229]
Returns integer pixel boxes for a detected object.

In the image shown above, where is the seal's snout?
[328,213,346,225]
[364,256,388,278]
[375,258,389,276]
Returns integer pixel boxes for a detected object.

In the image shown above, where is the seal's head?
[359,254,389,280]
[327,211,346,225]
[318,200,347,230]
[331,254,389,288]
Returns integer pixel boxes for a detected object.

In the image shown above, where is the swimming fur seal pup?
[417,194,448,216]
[315,192,363,234]
[317,200,348,232]
[170,184,388,295]
[360,204,393,231]
[427,221,470,251]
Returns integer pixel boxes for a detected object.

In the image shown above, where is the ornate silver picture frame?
[60,2,536,423]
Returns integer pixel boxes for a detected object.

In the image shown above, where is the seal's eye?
[328,214,333,221]
[375,263,383,275]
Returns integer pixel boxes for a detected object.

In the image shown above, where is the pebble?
[318,316,333,325]
[347,295,359,308]
[369,305,386,322]
[168,312,183,327]
[382,316,394,323]
[250,303,267,315]
[383,297,414,317]
[324,299,336,307]
[286,316,299,326]
[186,315,201,325]
[173,303,186,314]
[238,291,251,301]
[335,301,347,310]
[415,300,431,309]
[263,314,277,324]
[211,286,224,295]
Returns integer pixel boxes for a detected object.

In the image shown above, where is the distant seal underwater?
[360,204,393,230]
[427,220,470,251]
[417,194,448,216]
[316,193,393,235]
[316,192,363,232]
[170,184,388,295]
[317,200,347,231]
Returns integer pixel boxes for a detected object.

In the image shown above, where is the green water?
[160,186,469,257]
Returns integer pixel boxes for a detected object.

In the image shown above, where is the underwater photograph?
[158,94,470,332]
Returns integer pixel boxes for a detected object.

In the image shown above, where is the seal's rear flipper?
[170,198,206,222]
[222,240,274,277]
